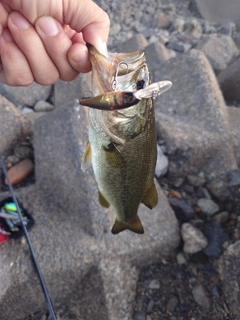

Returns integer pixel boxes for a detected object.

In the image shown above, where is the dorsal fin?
[142,182,158,209]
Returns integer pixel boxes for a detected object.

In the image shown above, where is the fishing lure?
[79,81,172,111]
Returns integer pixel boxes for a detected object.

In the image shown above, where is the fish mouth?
[86,43,148,95]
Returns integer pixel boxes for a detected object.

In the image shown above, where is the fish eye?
[124,94,134,104]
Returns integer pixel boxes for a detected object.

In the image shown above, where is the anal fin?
[111,215,144,235]
[142,182,158,209]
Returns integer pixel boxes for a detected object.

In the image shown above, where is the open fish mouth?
[79,44,172,111]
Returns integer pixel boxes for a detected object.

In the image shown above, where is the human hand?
[0,0,110,86]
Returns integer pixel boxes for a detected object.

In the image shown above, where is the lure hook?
[111,60,129,91]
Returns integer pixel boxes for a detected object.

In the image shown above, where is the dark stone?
[166,41,185,53]
[134,311,146,320]
[218,56,240,103]
[181,184,195,193]
[219,240,240,318]
[169,198,195,222]
[203,221,228,258]
[229,169,240,187]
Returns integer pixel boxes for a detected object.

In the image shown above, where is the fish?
[80,44,172,235]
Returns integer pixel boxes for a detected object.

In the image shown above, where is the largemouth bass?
[80,44,171,235]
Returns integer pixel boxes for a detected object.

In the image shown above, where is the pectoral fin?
[142,183,158,209]
[103,143,124,168]
[81,141,92,170]
[111,215,144,235]
[98,190,110,208]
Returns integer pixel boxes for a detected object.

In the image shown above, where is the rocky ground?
[1,0,240,319]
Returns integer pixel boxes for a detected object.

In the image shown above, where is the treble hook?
[111,61,129,91]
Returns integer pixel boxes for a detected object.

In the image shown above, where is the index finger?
[63,0,110,55]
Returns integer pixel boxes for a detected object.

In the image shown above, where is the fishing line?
[0,156,57,320]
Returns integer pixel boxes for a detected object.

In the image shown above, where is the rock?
[34,100,55,112]
[229,169,240,187]
[14,144,33,161]
[109,23,121,35]
[176,252,187,265]
[168,198,195,222]
[181,184,194,193]
[148,279,160,289]
[227,107,240,166]
[197,198,219,216]
[172,17,185,33]
[4,158,34,185]
[147,299,154,313]
[0,95,31,156]
[0,83,52,107]
[155,145,169,177]
[233,32,240,49]
[22,107,34,114]
[166,296,178,313]
[213,211,229,224]
[145,42,170,79]
[190,219,204,228]
[192,284,211,310]
[187,175,206,187]
[134,312,146,320]
[218,56,240,103]
[220,22,236,36]
[172,178,185,188]
[54,72,91,108]
[166,41,190,53]
[154,49,237,199]
[194,0,240,26]
[117,34,149,53]
[218,240,240,318]
[169,190,182,200]
[5,155,20,169]
[24,112,47,135]
[184,18,202,39]
[203,221,228,258]
[181,223,208,253]
[195,34,239,73]
[0,103,180,320]
[154,11,172,29]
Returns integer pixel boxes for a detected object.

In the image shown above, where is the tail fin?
[111,215,144,235]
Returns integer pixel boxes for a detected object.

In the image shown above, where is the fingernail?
[38,16,60,37]
[93,40,108,57]
[10,12,30,30]
[98,42,108,57]
[2,29,13,42]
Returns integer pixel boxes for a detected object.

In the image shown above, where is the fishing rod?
[0,156,57,320]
